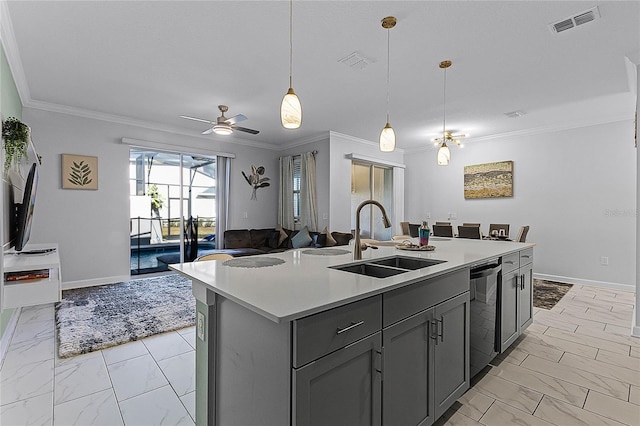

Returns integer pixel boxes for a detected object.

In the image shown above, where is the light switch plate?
[197,312,205,341]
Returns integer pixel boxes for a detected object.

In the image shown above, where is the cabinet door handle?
[514,275,520,288]
[521,274,525,290]
[336,320,364,335]
[438,317,444,342]
[430,319,438,344]
[376,348,384,381]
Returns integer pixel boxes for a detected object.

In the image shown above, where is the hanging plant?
[2,117,30,175]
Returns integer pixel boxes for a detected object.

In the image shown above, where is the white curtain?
[300,152,318,231]
[216,156,230,248]
[278,155,295,229]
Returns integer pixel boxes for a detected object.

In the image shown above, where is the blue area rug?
[55,274,194,358]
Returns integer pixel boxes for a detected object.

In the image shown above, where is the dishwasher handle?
[470,264,502,279]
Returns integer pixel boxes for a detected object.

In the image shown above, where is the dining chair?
[488,223,510,237]
[195,253,234,262]
[400,221,411,236]
[435,221,451,226]
[408,223,421,238]
[516,225,530,242]
[457,225,482,239]
[462,223,481,227]
[432,224,454,237]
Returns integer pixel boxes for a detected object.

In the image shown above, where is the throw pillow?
[331,231,354,246]
[268,230,280,249]
[275,225,288,246]
[291,226,313,249]
[323,226,337,247]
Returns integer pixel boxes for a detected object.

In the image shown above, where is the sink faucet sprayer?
[354,200,392,260]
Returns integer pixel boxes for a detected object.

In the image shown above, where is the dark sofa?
[210,227,353,257]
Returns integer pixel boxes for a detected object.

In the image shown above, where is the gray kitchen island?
[170,237,535,426]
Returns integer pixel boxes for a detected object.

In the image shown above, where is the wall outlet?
[448,212,457,220]
[197,312,205,341]
[322,213,328,220]
[426,212,431,219]
[600,256,609,266]
[243,211,248,219]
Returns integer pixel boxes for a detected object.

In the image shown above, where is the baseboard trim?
[633,306,640,338]
[533,273,635,292]
[0,307,22,370]
[62,274,131,290]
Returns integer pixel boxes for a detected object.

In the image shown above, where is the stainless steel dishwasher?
[469,261,502,378]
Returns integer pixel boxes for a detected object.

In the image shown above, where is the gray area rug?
[533,278,573,310]
[55,274,194,358]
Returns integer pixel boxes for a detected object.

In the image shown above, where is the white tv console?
[2,243,61,309]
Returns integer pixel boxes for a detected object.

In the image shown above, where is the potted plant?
[2,117,30,175]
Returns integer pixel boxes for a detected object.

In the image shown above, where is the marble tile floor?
[0,303,196,426]
[1,284,638,425]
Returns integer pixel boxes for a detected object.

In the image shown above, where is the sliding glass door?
[129,149,217,275]
[351,162,393,241]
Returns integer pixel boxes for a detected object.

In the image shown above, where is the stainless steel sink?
[331,263,409,278]
[330,256,447,278]
[370,256,446,270]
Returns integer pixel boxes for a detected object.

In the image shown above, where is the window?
[292,156,301,223]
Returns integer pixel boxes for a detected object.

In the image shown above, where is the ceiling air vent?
[549,6,600,34]
[338,52,374,70]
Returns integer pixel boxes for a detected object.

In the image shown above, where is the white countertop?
[170,238,534,323]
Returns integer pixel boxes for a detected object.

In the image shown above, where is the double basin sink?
[330,255,446,278]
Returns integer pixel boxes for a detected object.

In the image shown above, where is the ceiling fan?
[180,105,260,135]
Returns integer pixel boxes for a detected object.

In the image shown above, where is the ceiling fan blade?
[180,115,214,124]
[226,114,247,125]
[233,126,260,135]
[201,128,214,135]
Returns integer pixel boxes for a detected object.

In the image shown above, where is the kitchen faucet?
[353,200,392,260]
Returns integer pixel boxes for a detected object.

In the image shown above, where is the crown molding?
[329,130,406,154]
[278,132,330,151]
[24,99,281,151]
[0,0,30,105]
[403,113,635,154]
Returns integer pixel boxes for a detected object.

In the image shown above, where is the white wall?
[328,132,405,234]
[23,108,278,287]
[405,120,637,289]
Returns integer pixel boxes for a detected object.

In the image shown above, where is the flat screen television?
[10,162,39,252]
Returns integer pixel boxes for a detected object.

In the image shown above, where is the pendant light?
[280,0,302,129]
[379,16,396,152]
[437,60,452,165]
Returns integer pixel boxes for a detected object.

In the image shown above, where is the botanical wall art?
[464,160,513,199]
[62,154,98,190]
[242,165,270,200]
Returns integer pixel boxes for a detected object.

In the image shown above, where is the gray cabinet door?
[382,309,435,426]
[519,263,534,330]
[500,268,519,352]
[293,333,382,426]
[433,292,470,419]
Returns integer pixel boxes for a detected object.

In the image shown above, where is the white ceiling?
[3,1,639,151]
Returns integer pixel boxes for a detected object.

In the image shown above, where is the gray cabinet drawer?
[501,252,519,273]
[383,269,469,328]
[293,295,382,368]
[519,248,533,266]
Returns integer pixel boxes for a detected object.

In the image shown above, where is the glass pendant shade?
[437,142,451,166]
[379,122,396,152]
[281,87,302,129]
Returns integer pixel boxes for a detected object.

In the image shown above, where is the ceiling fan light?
[437,142,451,166]
[213,124,233,135]
[281,87,302,129]
[379,122,396,152]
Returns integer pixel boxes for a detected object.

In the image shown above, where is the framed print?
[62,154,98,190]
[464,160,513,199]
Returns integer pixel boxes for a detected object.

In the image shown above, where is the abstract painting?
[464,160,513,199]
[62,154,98,190]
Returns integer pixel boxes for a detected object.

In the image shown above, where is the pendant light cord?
[442,66,447,140]
[289,0,293,88]
[386,28,391,122]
